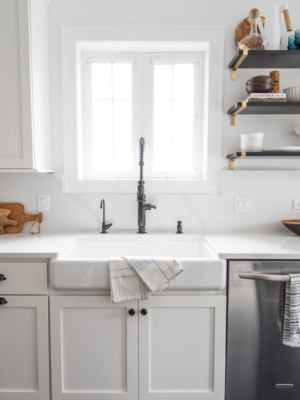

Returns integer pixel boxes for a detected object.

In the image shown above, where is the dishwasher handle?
[239,272,290,282]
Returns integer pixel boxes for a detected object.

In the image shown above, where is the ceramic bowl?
[294,126,300,136]
[281,219,300,236]
[283,87,300,102]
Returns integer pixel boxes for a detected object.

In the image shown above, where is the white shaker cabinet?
[0,0,52,171]
[0,296,50,400]
[50,295,226,400]
[139,296,226,400]
[0,261,49,400]
[50,296,139,400]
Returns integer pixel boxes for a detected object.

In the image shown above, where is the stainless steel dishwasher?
[226,260,300,400]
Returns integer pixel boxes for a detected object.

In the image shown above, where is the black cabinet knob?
[0,297,8,305]
[0,274,6,281]
[128,309,135,316]
[141,308,147,316]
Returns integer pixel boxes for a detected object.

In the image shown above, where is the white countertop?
[0,233,78,259]
[205,234,300,260]
[0,231,300,260]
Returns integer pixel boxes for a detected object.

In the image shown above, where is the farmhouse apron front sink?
[50,234,226,291]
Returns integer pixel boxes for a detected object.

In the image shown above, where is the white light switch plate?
[38,194,50,212]
[235,197,252,214]
[293,200,300,210]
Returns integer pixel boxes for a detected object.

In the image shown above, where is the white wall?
[1,0,300,234]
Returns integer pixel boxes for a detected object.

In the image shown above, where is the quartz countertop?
[0,232,299,260]
[205,234,300,260]
[0,233,78,259]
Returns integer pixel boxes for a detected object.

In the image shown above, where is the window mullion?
[111,62,115,171]
[171,64,175,174]
[140,53,152,175]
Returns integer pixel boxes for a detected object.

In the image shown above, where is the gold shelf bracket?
[229,151,246,170]
[231,49,248,81]
[230,101,247,126]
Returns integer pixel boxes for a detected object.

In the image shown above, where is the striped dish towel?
[109,257,183,303]
[282,274,300,347]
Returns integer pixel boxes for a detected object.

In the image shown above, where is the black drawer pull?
[0,297,8,305]
[141,308,147,316]
[0,274,6,281]
[128,309,135,316]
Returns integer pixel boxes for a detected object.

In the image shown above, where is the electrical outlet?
[38,194,50,212]
[235,197,252,214]
[293,199,300,210]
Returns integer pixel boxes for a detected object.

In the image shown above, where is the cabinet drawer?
[0,262,48,294]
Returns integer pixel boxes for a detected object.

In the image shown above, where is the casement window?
[82,52,203,180]
[63,28,224,193]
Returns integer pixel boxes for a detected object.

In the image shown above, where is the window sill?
[63,176,221,194]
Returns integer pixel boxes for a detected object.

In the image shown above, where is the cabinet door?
[0,0,34,168]
[0,296,50,400]
[50,296,138,400]
[139,296,226,400]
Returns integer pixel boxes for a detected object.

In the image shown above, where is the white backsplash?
[0,171,299,234]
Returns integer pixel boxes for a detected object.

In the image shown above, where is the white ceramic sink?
[50,234,226,291]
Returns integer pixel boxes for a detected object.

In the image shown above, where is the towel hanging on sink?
[282,273,300,347]
[109,257,183,303]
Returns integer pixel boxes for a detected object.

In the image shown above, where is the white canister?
[240,132,264,152]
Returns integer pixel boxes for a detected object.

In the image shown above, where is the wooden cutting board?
[0,203,43,233]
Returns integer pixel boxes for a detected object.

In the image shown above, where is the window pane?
[114,137,132,169]
[93,137,113,168]
[173,101,193,137]
[173,64,194,100]
[113,63,132,99]
[153,137,172,170]
[92,100,112,136]
[154,65,172,100]
[92,63,112,99]
[113,100,132,136]
[173,137,193,170]
[154,101,172,137]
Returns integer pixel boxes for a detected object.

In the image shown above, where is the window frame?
[62,27,224,193]
[82,52,204,180]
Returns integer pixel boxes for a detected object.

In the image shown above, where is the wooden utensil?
[0,203,43,233]
[270,71,280,93]
[0,209,18,233]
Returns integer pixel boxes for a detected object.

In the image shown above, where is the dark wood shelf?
[229,49,300,80]
[228,102,300,125]
[227,151,300,170]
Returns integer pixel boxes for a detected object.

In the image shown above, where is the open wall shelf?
[227,151,300,170]
[228,102,300,125]
[229,49,300,80]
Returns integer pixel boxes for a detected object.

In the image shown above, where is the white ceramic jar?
[240,132,264,152]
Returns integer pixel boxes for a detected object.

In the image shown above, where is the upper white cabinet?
[0,0,52,171]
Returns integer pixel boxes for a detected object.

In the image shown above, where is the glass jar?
[238,9,269,50]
